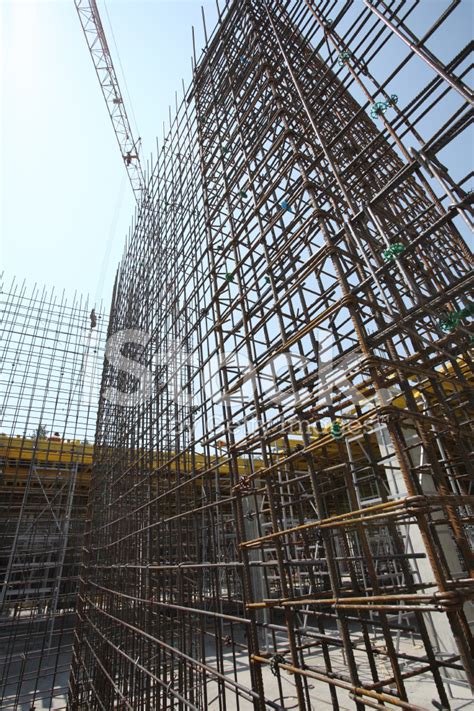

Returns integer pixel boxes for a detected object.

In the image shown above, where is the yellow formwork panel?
[0,435,94,487]
[0,434,94,464]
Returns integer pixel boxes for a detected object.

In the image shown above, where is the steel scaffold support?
[0,277,106,710]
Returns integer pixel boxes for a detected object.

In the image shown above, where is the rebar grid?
[0,277,107,710]
[69,1,473,709]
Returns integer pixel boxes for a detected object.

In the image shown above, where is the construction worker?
[90,309,97,329]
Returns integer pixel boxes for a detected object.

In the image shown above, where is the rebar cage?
[69,1,473,709]
[0,277,107,710]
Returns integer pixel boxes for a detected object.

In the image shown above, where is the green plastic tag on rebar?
[382,243,405,261]
[370,95,398,119]
[439,314,458,333]
[239,190,248,199]
[370,101,388,119]
[438,304,473,333]
[225,272,234,282]
[338,51,352,66]
[330,421,343,440]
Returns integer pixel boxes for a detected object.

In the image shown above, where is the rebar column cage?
[0,277,106,710]
[69,1,473,709]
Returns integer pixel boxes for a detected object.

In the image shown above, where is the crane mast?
[74,0,145,204]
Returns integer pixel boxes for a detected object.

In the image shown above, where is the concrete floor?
[2,623,472,710]
[205,632,474,711]
[1,660,69,710]
[0,621,72,711]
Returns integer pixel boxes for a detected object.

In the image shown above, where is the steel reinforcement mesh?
[69,1,473,709]
[0,277,107,710]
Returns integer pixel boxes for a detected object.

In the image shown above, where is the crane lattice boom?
[74,0,145,203]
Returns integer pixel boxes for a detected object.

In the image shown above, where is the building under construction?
[67,0,473,709]
[0,278,106,709]
[2,0,474,709]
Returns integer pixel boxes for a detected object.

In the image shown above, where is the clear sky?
[1,0,472,314]
[1,0,219,311]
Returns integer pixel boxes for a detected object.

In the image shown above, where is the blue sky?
[1,0,472,314]
[1,0,219,310]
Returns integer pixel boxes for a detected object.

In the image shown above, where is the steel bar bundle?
[69,1,473,709]
[0,277,106,710]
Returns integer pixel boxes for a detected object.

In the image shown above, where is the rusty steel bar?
[0,277,107,710]
[67,1,474,709]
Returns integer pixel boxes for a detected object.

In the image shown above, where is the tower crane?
[74,0,145,204]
